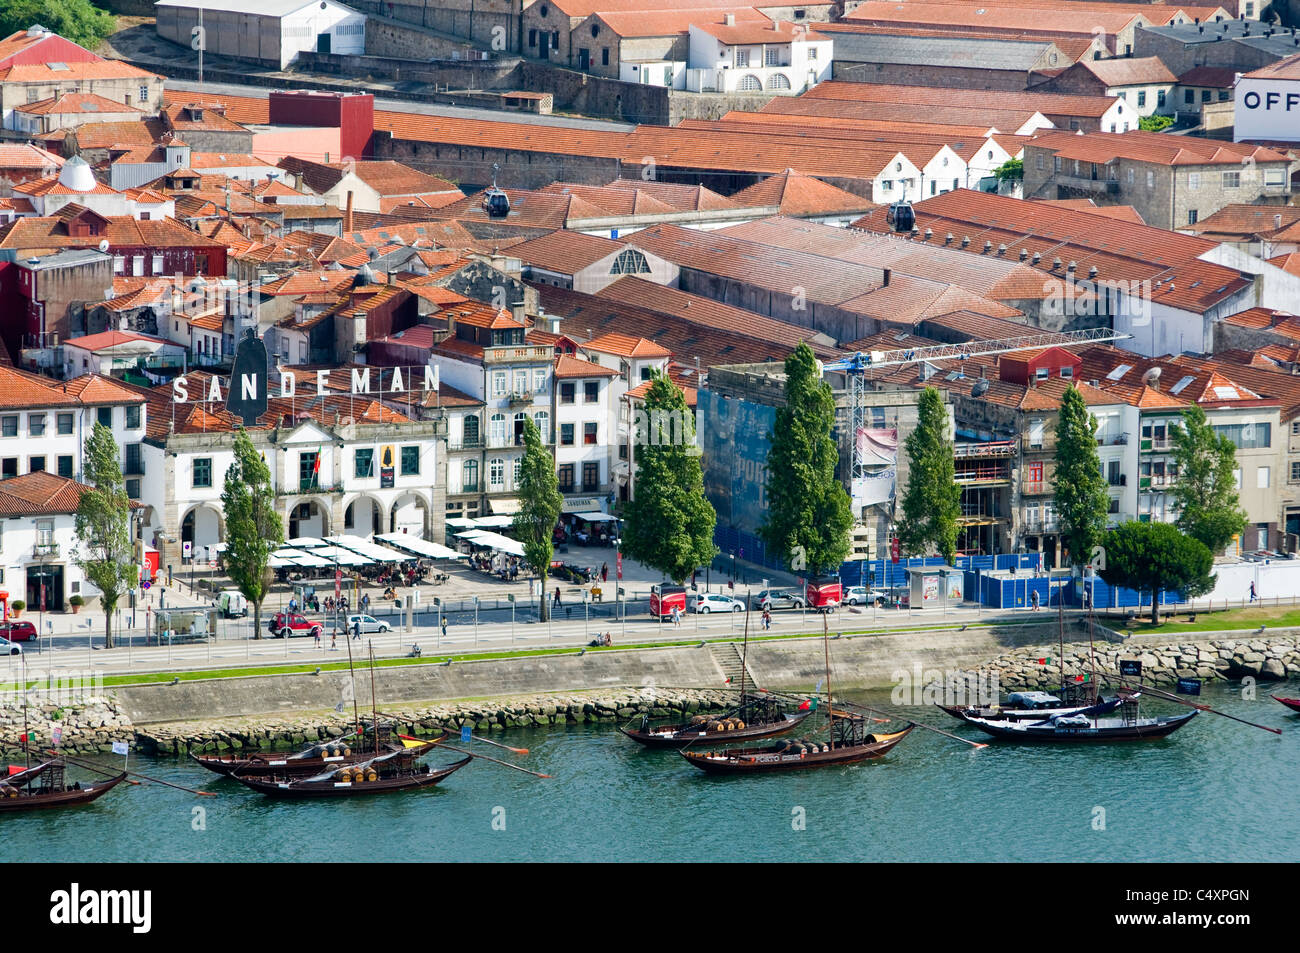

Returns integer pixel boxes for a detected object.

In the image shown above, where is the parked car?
[0,637,21,656]
[689,593,744,614]
[217,590,248,618]
[337,614,391,635]
[0,620,38,642]
[752,588,805,610]
[267,612,323,639]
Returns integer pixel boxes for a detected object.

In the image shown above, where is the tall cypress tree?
[1053,384,1109,569]
[222,428,284,639]
[760,343,852,575]
[1170,404,1247,555]
[622,374,718,583]
[897,386,961,564]
[73,423,134,649]
[513,416,563,621]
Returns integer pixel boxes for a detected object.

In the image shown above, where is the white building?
[1234,55,1300,144]
[685,18,832,94]
[552,353,619,505]
[154,0,366,71]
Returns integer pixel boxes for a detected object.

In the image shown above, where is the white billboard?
[1235,77,1300,142]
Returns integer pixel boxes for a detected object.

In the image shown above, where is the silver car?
[752,588,805,610]
[339,613,391,634]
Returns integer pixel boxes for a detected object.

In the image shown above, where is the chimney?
[944,232,954,244]
[961,235,970,248]
[344,190,354,233]
[923,227,933,240]
[725,13,735,25]
[1019,248,1028,261]
[1032,251,1042,264]
[1277,213,1284,229]
[883,267,891,287]
[982,240,992,253]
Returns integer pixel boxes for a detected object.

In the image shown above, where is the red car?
[267,612,323,639]
[649,585,687,620]
[0,620,37,642]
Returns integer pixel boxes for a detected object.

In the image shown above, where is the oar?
[377,711,529,754]
[432,741,552,779]
[1119,683,1282,735]
[47,749,218,797]
[830,702,989,750]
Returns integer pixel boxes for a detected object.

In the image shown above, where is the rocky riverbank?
[0,696,134,759]
[0,687,742,757]
[979,635,1300,689]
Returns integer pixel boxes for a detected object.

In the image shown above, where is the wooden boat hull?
[965,710,1197,742]
[229,755,471,798]
[190,738,438,777]
[938,697,1118,724]
[1272,695,1300,714]
[620,710,812,748]
[0,772,127,812]
[681,727,913,774]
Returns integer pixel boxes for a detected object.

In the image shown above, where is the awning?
[446,517,478,528]
[561,497,603,513]
[287,536,327,547]
[456,529,525,557]
[376,532,466,560]
[489,497,522,515]
[572,511,618,523]
[473,514,516,528]
[312,545,370,566]
[328,535,406,562]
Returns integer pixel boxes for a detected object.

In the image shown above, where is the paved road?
[4,599,1013,680]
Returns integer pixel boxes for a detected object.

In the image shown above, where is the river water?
[9,682,1299,863]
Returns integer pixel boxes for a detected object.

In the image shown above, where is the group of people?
[288,595,320,614]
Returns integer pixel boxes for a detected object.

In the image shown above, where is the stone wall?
[0,696,133,759]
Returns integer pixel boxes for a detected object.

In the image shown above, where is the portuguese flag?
[798,697,818,711]
[1037,657,1053,666]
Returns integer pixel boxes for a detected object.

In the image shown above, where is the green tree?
[73,423,134,649]
[897,386,962,563]
[0,1,116,51]
[759,343,852,575]
[1098,521,1214,625]
[1053,384,1109,569]
[1139,115,1174,132]
[993,158,1024,183]
[512,416,563,622]
[623,373,718,583]
[221,429,283,639]
[1170,404,1247,555]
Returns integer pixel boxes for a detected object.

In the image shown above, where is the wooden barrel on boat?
[366,768,378,781]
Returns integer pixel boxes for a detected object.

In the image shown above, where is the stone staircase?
[709,642,757,690]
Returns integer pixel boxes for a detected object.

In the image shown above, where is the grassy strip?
[1102,605,1300,635]
[96,619,1003,688]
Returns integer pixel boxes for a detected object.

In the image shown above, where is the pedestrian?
[601,562,608,582]
[441,615,448,640]
[361,593,370,613]
[763,608,771,630]
[1249,581,1257,603]
[352,617,361,640]
[672,605,681,628]
[330,632,337,651]
[1030,589,1040,611]
[554,586,562,609]
[314,628,321,648]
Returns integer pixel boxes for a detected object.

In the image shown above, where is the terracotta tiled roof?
[728,169,877,216]
[0,206,228,254]
[0,472,96,517]
[513,230,624,273]
[61,373,150,404]
[601,178,738,212]
[16,92,140,116]
[1269,253,1300,279]
[1028,129,1289,167]
[1185,203,1300,240]
[798,79,1119,118]
[0,60,159,83]
[15,173,119,197]
[450,305,524,330]
[1177,66,1238,88]
[0,366,82,410]
[554,353,619,378]
[0,143,63,172]
[697,18,827,43]
[1244,51,1300,82]
[63,330,166,351]
[1034,198,1144,224]
[587,8,768,39]
[1078,56,1176,87]
[583,331,671,359]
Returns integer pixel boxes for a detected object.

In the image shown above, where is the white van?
[217,589,248,618]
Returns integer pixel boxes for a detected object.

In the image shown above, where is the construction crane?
[820,326,1132,530]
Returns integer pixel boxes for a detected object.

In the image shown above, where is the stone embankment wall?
[0,697,133,759]
[982,635,1300,688]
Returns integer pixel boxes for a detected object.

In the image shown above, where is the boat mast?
[739,598,749,700]
[1057,582,1066,695]
[368,641,379,757]
[344,620,361,737]
[822,610,833,750]
[21,650,29,769]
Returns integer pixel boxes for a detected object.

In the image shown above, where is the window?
[1188,172,1200,190]
[1266,169,1286,186]
[1137,91,1146,108]
[28,414,45,436]
[1,416,16,437]
[151,254,164,275]
[529,28,536,47]
[493,372,507,396]
[601,48,609,66]
[807,47,817,60]
[560,382,576,404]
[489,413,506,444]
[1184,88,1194,105]
[795,8,806,17]
[583,422,598,445]
[1029,418,1045,449]
[125,405,141,429]
[1222,170,1241,188]
[735,49,749,68]
[1108,460,1121,486]
[489,458,505,490]
[401,445,420,476]
[463,460,479,492]
[126,479,140,500]
[560,423,575,446]
[57,413,73,435]
[0,458,13,478]
[29,456,45,472]
[534,368,547,393]
[1147,170,1154,188]
[1188,209,1198,225]
[1292,461,1300,483]
[533,411,550,443]
[765,47,778,66]
[298,452,318,489]
[1258,466,1270,489]
[881,179,894,192]
[1213,422,1270,449]
[609,249,650,275]
[463,415,480,446]
[139,85,148,103]
[97,407,112,427]
[355,448,374,478]
[738,73,762,90]
[1036,154,1044,170]
[1060,366,1073,379]
[1054,156,1062,173]
[558,464,574,492]
[583,462,599,490]
[1035,367,1049,382]
[58,455,73,478]
[1117,91,1126,101]
[124,443,142,474]
[1294,420,1300,435]
[1201,89,1211,103]
[1157,89,1166,108]
[583,380,599,403]
[193,457,213,488]
[1127,168,1135,184]
[1234,467,1242,489]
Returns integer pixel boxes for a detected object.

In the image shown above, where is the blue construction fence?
[714,525,1182,609]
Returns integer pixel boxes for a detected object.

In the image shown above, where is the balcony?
[1022,518,1059,534]
[1022,480,1048,495]
[1053,174,1120,195]
[953,440,1018,459]
[450,436,484,451]
[483,345,553,364]
[507,391,535,407]
[32,541,59,559]
[1140,439,1173,452]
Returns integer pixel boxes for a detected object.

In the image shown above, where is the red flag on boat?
[7,765,25,776]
